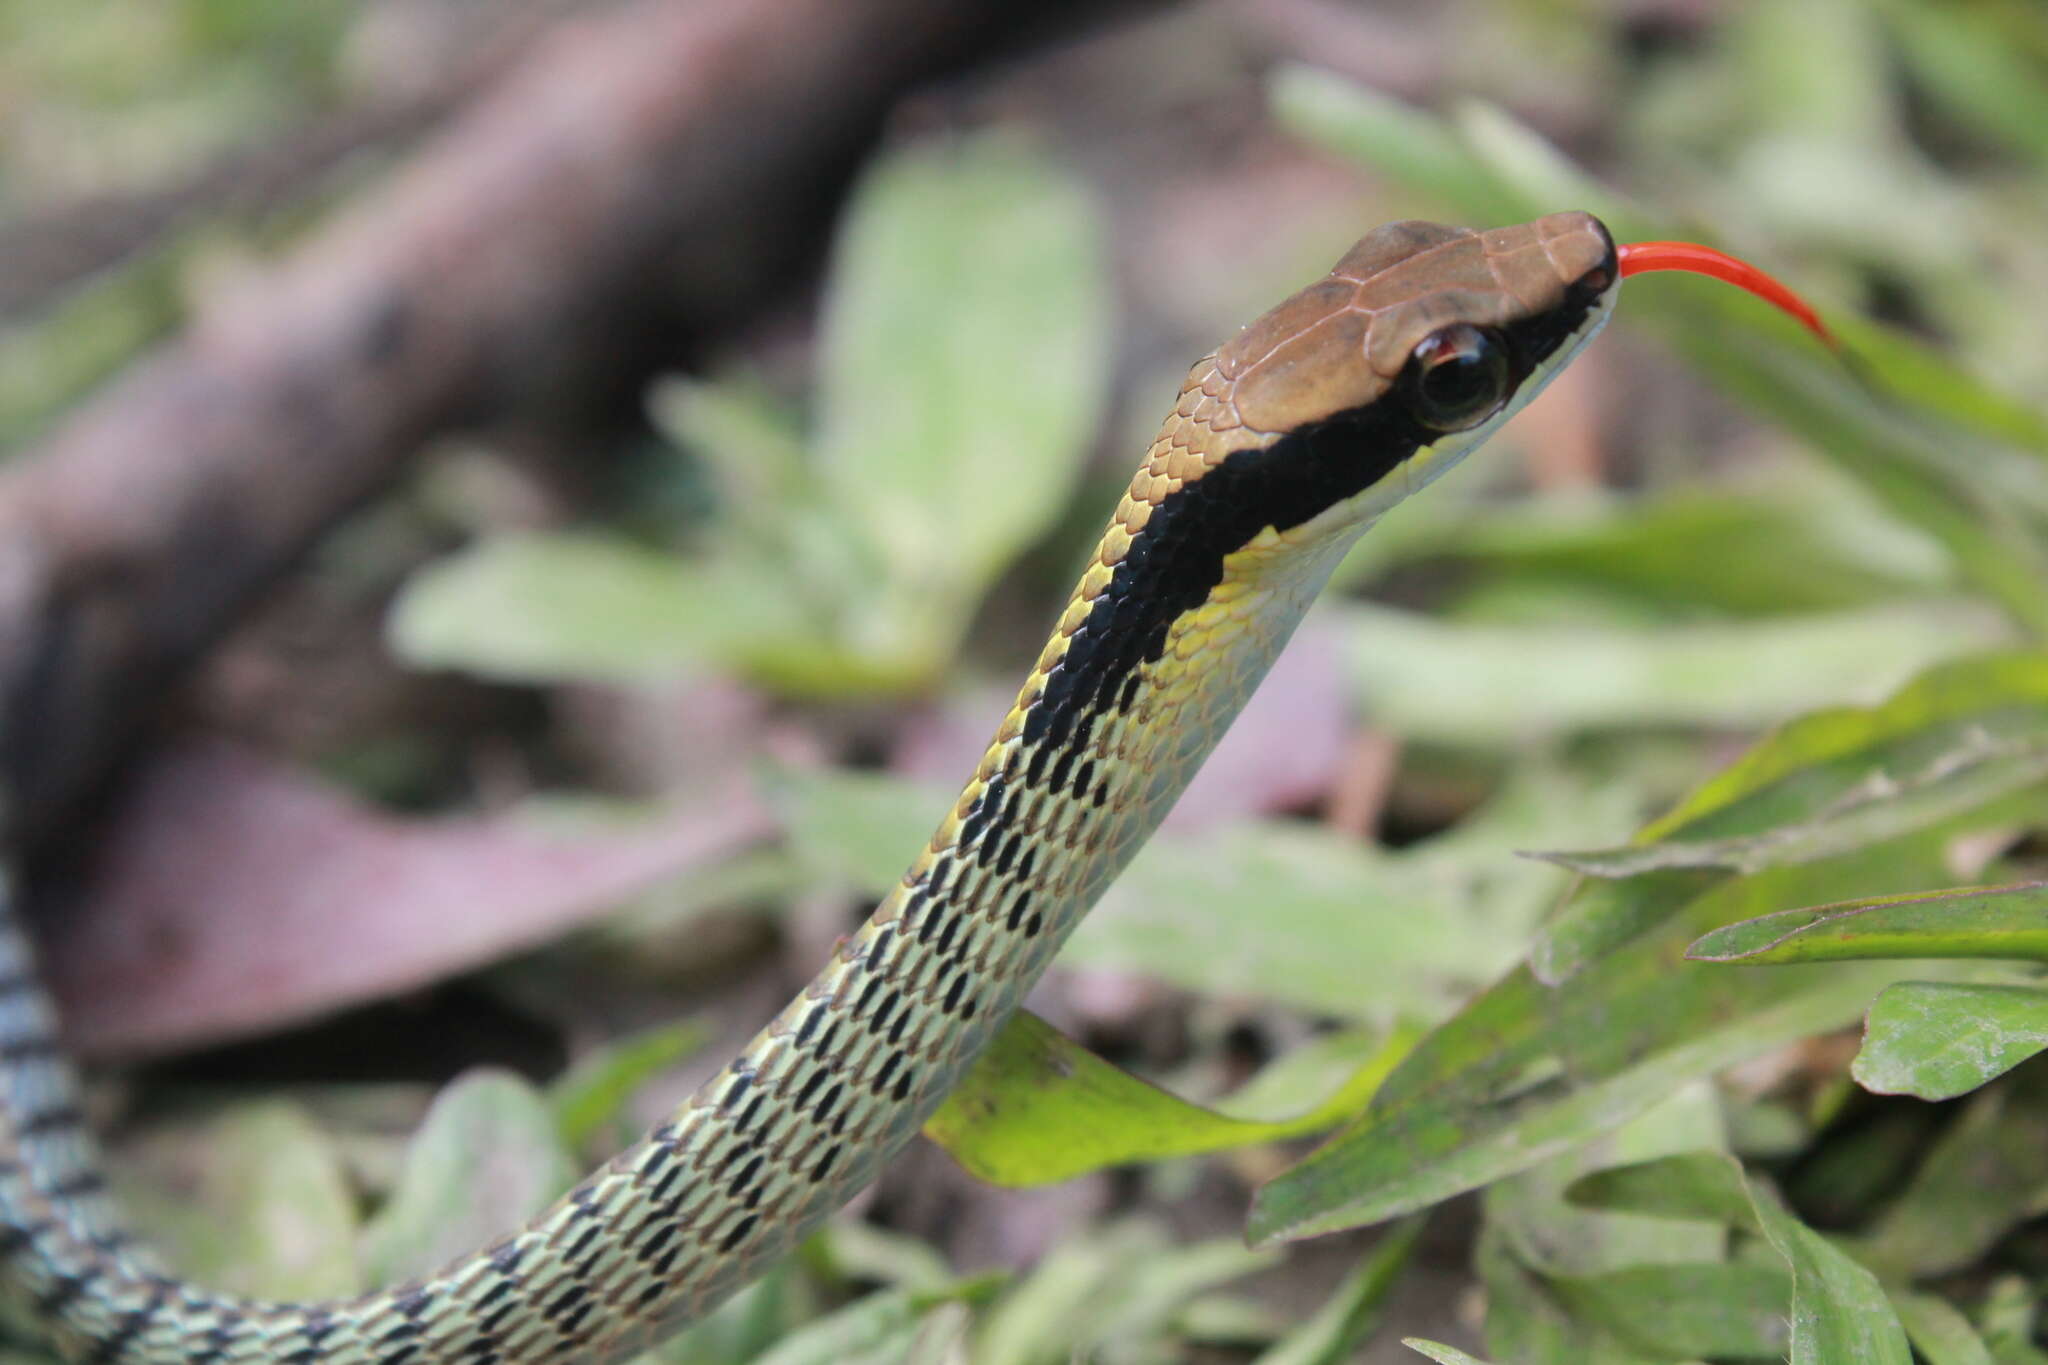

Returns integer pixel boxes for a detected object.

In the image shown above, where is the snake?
[0,212,1828,1363]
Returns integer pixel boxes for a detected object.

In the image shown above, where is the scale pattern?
[0,213,1618,1364]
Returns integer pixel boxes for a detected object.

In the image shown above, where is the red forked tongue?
[1618,240,1835,348]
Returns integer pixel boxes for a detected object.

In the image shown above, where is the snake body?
[0,214,1620,1363]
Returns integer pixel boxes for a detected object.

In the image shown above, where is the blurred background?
[6,0,2048,1360]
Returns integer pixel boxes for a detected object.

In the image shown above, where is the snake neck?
[881,479,1365,1011]
[0,472,1362,1365]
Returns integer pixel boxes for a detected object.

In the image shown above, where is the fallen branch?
[0,0,1149,854]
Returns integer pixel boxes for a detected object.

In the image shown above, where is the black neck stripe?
[1023,404,1418,752]
[1021,275,1607,754]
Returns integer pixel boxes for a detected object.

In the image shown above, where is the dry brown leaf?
[44,739,773,1059]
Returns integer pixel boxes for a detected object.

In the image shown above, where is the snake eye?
[1403,323,1510,432]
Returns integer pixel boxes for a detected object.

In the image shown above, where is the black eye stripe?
[1022,273,1609,756]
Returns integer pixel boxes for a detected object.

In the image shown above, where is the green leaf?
[1979,1276,2048,1365]
[1749,1181,1911,1364]
[1859,1079,2048,1277]
[1389,479,1945,616]
[388,531,921,695]
[1563,1151,1761,1231]
[1252,1215,1426,1365]
[1646,294,2048,638]
[924,1012,1413,1186]
[1689,882,2048,964]
[1255,647,2048,1241]
[1530,870,1723,989]
[1853,981,2048,1100]
[1072,820,1556,1022]
[548,1018,710,1152]
[1788,1101,1934,1231]
[1248,835,1973,1244]
[1473,1092,1744,1356]
[388,532,799,684]
[0,232,186,449]
[1878,0,2048,167]
[1473,1225,1660,1365]
[1646,653,2048,841]
[116,1100,360,1299]
[1448,99,1635,230]
[1484,1087,1731,1279]
[1824,313,2048,465]
[1546,725,2048,881]
[1268,66,1523,227]
[1402,1342,1494,1365]
[749,1277,1003,1365]
[818,1220,955,1296]
[971,1222,1274,1365]
[1894,1293,1996,1365]
[644,1262,820,1365]
[770,765,948,900]
[815,132,1109,662]
[648,371,810,516]
[1545,1263,1792,1359]
[360,1069,579,1286]
[1535,651,2048,981]
[1723,0,1895,143]
[1336,599,2000,747]
[647,371,883,640]
[1559,1149,1910,1364]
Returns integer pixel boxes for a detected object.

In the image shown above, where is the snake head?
[1218,211,1619,439]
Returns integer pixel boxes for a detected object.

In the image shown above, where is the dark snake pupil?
[1407,323,1508,431]
[1424,353,1492,409]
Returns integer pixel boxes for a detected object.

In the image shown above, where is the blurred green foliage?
[0,0,351,205]
[0,0,357,444]
[390,132,1110,695]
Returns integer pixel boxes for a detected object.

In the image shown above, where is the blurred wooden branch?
[0,0,1149,857]
[0,0,578,322]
